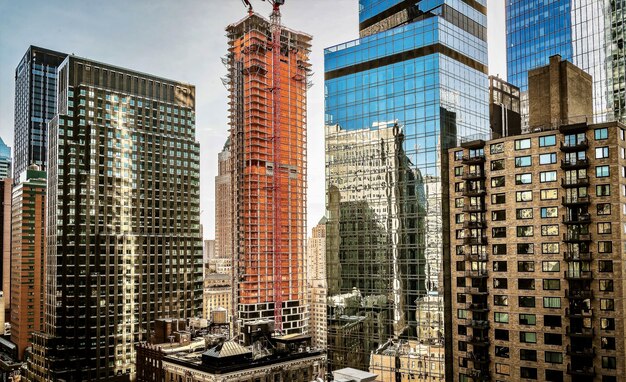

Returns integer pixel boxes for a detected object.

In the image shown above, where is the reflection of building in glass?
[506,0,626,127]
[489,76,521,138]
[369,340,444,382]
[307,217,327,349]
[324,0,489,377]
[27,56,202,382]
[225,13,311,335]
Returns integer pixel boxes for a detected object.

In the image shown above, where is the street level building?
[449,58,624,381]
[10,165,46,360]
[27,55,202,381]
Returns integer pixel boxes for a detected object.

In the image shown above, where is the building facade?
[10,166,46,360]
[489,76,521,138]
[506,0,625,126]
[369,340,444,382]
[214,139,232,265]
[27,55,202,381]
[13,46,66,179]
[0,178,11,324]
[307,217,327,349]
[324,0,489,376]
[449,58,624,382]
[0,138,11,181]
[203,274,232,325]
[225,12,311,335]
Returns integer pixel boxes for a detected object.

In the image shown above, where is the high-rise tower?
[213,138,232,274]
[27,55,202,381]
[324,0,489,377]
[14,46,67,179]
[225,11,311,335]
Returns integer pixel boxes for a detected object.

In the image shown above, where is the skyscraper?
[307,217,327,349]
[324,0,489,377]
[0,138,11,181]
[0,137,11,324]
[506,0,624,126]
[225,11,311,335]
[213,138,232,273]
[10,165,46,360]
[13,46,66,179]
[27,55,202,381]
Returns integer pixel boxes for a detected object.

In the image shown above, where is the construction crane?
[240,0,287,333]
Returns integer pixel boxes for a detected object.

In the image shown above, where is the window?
[495,346,509,358]
[596,146,609,158]
[491,159,504,171]
[539,153,557,164]
[542,261,560,272]
[515,155,532,167]
[596,165,610,178]
[597,184,610,196]
[544,333,562,345]
[600,280,614,291]
[595,128,608,140]
[520,332,536,343]
[495,363,510,376]
[492,227,507,238]
[517,226,533,237]
[515,138,531,150]
[515,173,532,184]
[519,296,535,308]
[545,352,562,364]
[494,279,508,290]
[540,189,558,200]
[541,224,559,236]
[516,208,533,219]
[601,337,616,350]
[543,297,561,308]
[602,356,617,370]
[597,222,612,234]
[518,261,534,272]
[599,260,613,272]
[455,198,464,208]
[541,243,559,254]
[494,312,509,323]
[491,143,504,154]
[520,349,537,361]
[518,279,535,290]
[543,279,560,290]
[492,244,507,255]
[540,207,558,218]
[597,203,611,215]
[540,171,557,183]
[539,135,556,147]
[491,176,505,187]
[517,243,534,254]
[516,190,533,202]
[454,166,463,176]
[493,261,507,272]
[598,241,613,253]
[492,193,506,204]
[538,317,560,330]
[494,295,508,305]
[495,329,509,341]
[454,182,464,192]
[454,150,463,160]
[519,314,536,325]
[457,309,468,319]
[492,210,506,221]
[601,317,615,330]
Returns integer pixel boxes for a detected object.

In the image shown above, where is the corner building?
[27,56,202,381]
[325,0,489,377]
[449,58,625,382]
[225,13,311,335]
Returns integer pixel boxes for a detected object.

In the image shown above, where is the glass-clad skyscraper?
[506,0,625,126]
[324,0,489,378]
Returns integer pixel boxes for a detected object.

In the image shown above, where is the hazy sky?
[0,0,506,239]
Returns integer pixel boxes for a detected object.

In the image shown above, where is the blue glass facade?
[325,0,489,378]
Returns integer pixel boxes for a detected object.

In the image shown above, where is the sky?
[0,0,506,239]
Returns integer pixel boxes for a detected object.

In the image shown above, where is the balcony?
[560,139,589,152]
[463,236,488,245]
[566,326,595,338]
[566,345,595,357]
[564,271,592,280]
[467,287,488,295]
[461,155,486,165]
[561,176,590,188]
[562,196,590,206]
[563,251,592,261]
[468,336,490,346]
[560,158,589,169]
[467,351,490,365]
[566,289,593,299]
[463,221,486,229]
[462,204,486,213]
[468,320,489,329]
[468,303,489,312]
[462,171,485,181]
[562,232,591,242]
[462,188,487,197]
[562,213,591,225]
[466,270,489,279]
[466,253,488,262]
[565,308,593,318]
[567,365,595,377]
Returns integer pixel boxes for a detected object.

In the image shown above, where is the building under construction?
[224,7,311,335]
